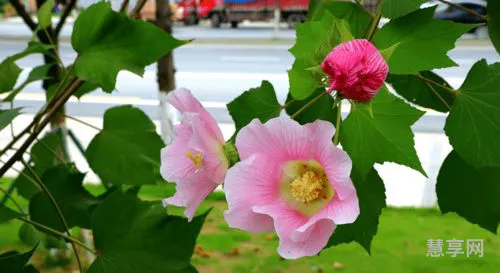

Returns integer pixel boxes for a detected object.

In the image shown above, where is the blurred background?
[0,0,499,272]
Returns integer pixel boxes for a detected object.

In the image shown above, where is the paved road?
[1,38,498,130]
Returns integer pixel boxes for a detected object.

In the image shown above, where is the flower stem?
[291,92,327,119]
[416,74,457,96]
[436,0,488,22]
[21,159,85,273]
[0,186,25,214]
[422,81,451,111]
[365,0,382,41]
[17,216,96,255]
[65,115,101,131]
[333,99,342,145]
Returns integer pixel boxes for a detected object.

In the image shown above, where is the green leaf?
[327,168,386,253]
[4,64,53,102]
[227,80,281,132]
[0,108,22,131]
[380,0,428,19]
[288,12,353,99]
[29,165,101,232]
[285,88,337,125]
[0,244,38,273]
[290,12,354,64]
[18,223,40,247]
[312,1,372,38]
[373,7,476,74]
[0,60,21,93]
[340,85,426,177]
[307,0,321,20]
[288,59,323,100]
[0,42,53,94]
[15,132,64,200]
[445,60,500,167]
[489,0,500,54]
[86,105,164,185]
[437,151,500,233]
[387,71,455,113]
[72,2,187,92]
[10,42,54,61]
[0,205,22,224]
[87,192,208,273]
[37,0,54,29]
[74,82,99,98]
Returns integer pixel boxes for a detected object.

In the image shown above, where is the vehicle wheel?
[211,13,221,28]
[230,21,239,28]
[185,13,198,26]
[475,26,489,39]
[287,14,306,29]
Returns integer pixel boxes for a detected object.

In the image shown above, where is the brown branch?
[8,0,38,31]
[436,0,488,22]
[120,0,130,13]
[129,0,148,18]
[0,79,84,177]
[55,0,77,36]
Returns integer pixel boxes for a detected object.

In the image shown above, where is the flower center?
[185,151,203,169]
[280,160,335,217]
[290,170,328,204]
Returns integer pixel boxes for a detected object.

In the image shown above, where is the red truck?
[176,0,308,28]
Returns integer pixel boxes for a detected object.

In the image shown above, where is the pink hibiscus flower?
[224,117,359,259]
[160,88,228,221]
[321,39,388,102]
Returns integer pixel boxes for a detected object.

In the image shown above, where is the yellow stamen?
[290,170,328,204]
[185,151,203,169]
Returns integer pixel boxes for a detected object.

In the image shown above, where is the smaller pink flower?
[321,39,388,102]
[160,88,228,221]
[224,117,359,259]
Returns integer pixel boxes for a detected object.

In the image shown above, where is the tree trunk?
[156,0,177,144]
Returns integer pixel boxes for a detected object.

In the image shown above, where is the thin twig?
[333,99,342,145]
[366,0,382,40]
[422,80,451,110]
[36,136,67,164]
[436,0,488,21]
[415,74,457,96]
[291,92,327,119]
[0,79,83,180]
[0,186,25,214]
[282,99,296,109]
[129,0,148,18]
[17,216,96,254]
[55,0,77,35]
[8,0,37,31]
[120,0,130,12]
[21,158,84,273]
[65,115,101,131]
[0,158,42,192]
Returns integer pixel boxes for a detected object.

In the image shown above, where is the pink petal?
[277,219,335,259]
[320,39,388,101]
[188,114,228,184]
[162,170,218,221]
[168,88,224,142]
[236,117,335,162]
[318,145,355,200]
[224,155,278,233]
[160,123,195,182]
[253,202,336,259]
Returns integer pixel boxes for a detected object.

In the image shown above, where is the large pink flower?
[321,39,388,102]
[224,117,359,259]
[160,88,228,221]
